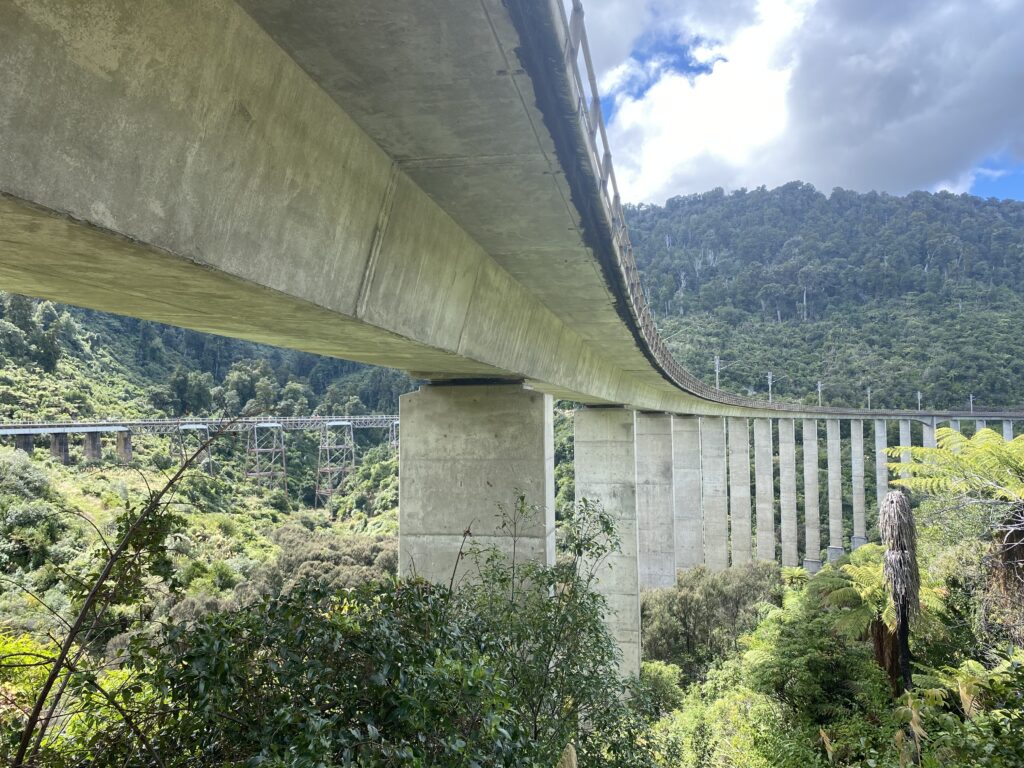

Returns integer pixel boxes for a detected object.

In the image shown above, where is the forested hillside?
[628,183,1024,409]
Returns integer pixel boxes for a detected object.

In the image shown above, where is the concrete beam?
[802,419,821,572]
[700,417,729,571]
[850,419,866,549]
[826,418,843,562]
[778,419,798,567]
[727,417,752,566]
[753,418,775,562]
[636,413,675,588]
[875,419,889,511]
[398,384,554,584]
[574,407,640,677]
[672,416,703,569]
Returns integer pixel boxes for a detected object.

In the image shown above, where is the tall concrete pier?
[802,419,821,571]
[850,420,866,549]
[778,419,798,567]
[753,418,776,562]
[826,419,843,562]
[727,418,752,566]
[700,417,730,571]
[874,419,889,510]
[672,416,703,569]
[636,413,675,587]
[574,407,640,677]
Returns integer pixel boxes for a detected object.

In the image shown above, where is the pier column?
[948,418,961,433]
[802,419,821,572]
[50,433,69,464]
[899,419,912,478]
[778,419,798,567]
[976,419,987,432]
[575,407,640,676]
[672,416,703,569]
[826,419,843,562]
[398,384,554,583]
[850,420,866,549]
[922,419,937,448]
[14,434,34,455]
[84,432,102,462]
[1004,420,1015,441]
[874,419,888,511]
[753,418,775,562]
[727,418,752,566]
[116,432,133,462]
[636,413,675,588]
[701,417,729,571]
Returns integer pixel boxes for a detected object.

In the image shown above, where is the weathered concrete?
[753,418,776,562]
[923,419,937,449]
[398,384,554,584]
[574,407,640,677]
[84,432,102,462]
[50,433,69,465]
[875,419,889,510]
[850,419,867,549]
[778,419,798,567]
[802,419,821,572]
[826,419,843,562]
[1005,420,1015,441]
[116,432,133,462]
[727,418,752,566]
[700,417,730,571]
[976,419,988,432]
[672,416,703,569]
[899,419,912,479]
[949,418,961,433]
[14,434,34,455]
[636,413,675,588]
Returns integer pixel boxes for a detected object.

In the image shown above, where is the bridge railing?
[0,415,399,436]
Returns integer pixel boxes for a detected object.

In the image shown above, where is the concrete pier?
[117,432,133,462]
[753,418,775,562]
[14,434,33,455]
[727,418,752,566]
[976,419,987,432]
[574,407,640,677]
[874,419,888,510]
[899,419,912,478]
[826,419,843,562]
[636,413,675,587]
[850,419,866,549]
[50,433,69,464]
[1004,420,1015,441]
[778,419,798,567]
[802,419,821,572]
[948,419,961,433]
[701,417,729,571]
[84,432,102,462]
[398,384,554,584]
[672,416,703,569]
[923,419,936,448]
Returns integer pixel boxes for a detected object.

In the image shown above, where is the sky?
[582,0,1024,204]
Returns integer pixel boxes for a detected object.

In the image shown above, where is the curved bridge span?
[2,1,1023,675]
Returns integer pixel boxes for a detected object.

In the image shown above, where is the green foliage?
[641,561,783,683]
[633,661,686,721]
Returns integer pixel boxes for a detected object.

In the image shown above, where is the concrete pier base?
[84,432,102,462]
[850,419,866,549]
[802,419,821,572]
[826,419,843,559]
[398,384,554,585]
[14,434,34,455]
[575,407,640,677]
[117,432,133,462]
[778,419,798,567]
[672,416,703,569]
[636,413,675,587]
[899,419,912,478]
[701,417,729,571]
[753,418,775,562]
[1002,420,1013,441]
[874,419,888,511]
[923,419,937,448]
[50,433,69,464]
[727,418,752,566]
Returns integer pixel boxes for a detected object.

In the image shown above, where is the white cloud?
[591,0,1024,202]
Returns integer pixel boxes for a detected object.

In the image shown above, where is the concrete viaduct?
[2,0,1023,675]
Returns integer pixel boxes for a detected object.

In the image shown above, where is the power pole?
[867,386,872,409]
[917,390,922,410]
[817,381,822,407]
[714,355,721,390]
[969,393,975,413]
[767,371,773,403]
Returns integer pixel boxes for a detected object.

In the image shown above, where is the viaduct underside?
[2,0,1023,677]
